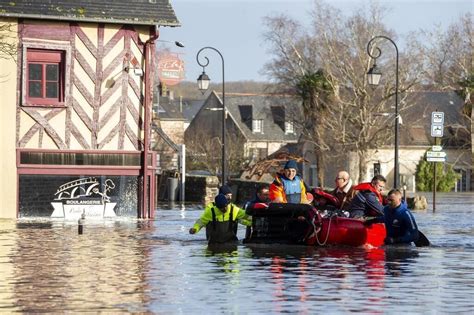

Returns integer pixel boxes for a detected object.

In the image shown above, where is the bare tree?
[186,128,248,177]
[0,23,17,60]
[420,13,473,157]
[262,1,423,182]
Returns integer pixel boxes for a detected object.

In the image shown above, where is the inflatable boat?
[244,203,386,247]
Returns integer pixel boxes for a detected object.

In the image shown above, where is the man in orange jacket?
[269,159,309,204]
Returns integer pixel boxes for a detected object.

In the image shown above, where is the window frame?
[285,120,294,134]
[252,119,263,133]
[22,42,71,108]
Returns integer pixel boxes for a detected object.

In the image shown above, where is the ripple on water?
[0,193,473,312]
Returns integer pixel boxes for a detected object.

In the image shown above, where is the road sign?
[427,157,446,163]
[431,112,444,124]
[431,124,444,137]
[432,145,443,151]
[427,151,446,158]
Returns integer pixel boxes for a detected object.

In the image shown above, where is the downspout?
[141,27,159,218]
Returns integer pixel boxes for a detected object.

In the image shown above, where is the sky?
[158,0,472,83]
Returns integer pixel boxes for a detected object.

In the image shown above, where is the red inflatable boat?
[244,203,386,247]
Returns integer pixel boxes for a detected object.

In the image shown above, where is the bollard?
[78,210,85,235]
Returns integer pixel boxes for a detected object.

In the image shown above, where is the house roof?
[181,99,206,122]
[0,0,179,26]
[153,94,186,120]
[398,91,469,147]
[215,92,302,142]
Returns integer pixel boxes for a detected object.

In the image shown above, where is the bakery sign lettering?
[50,177,117,219]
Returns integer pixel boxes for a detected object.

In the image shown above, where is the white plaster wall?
[351,146,471,192]
[0,19,18,218]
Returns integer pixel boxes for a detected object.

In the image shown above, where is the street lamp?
[367,35,400,188]
[196,47,226,184]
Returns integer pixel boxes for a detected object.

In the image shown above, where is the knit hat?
[219,185,232,195]
[284,159,298,170]
[214,194,229,208]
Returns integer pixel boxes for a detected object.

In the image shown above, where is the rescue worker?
[269,159,309,204]
[382,189,420,245]
[244,184,271,210]
[348,175,386,218]
[189,193,252,244]
[218,185,233,202]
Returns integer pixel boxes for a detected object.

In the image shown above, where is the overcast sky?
[158,0,472,82]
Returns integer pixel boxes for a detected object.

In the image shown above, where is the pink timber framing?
[15,20,158,218]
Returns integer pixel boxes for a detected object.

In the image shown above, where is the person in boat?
[348,175,386,219]
[244,184,270,210]
[310,170,354,211]
[331,170,355,210]
[189,193,252,244]
[378,189,420,245]
[269,159,310,204]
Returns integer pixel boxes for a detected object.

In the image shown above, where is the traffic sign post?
[426,151,447,158]
[431,124,444,137]
[427,157,446,162]
[431,112,444,124]
[430,111,444,213]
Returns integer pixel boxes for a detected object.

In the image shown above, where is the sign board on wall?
[157,52,185,86]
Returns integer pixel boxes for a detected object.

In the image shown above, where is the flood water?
[0,192,473,313]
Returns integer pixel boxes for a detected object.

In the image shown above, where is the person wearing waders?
[189,194,252,244]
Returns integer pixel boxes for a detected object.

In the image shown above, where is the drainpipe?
[141,27,159,218]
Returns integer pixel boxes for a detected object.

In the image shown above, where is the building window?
[23,47,69,107]
[252,119,263,133]
[285,121,294,134]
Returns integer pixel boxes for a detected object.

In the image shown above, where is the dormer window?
[252,119,263,133]
[285,121,294,134]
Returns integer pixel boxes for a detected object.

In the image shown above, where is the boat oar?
[414,230,430,247]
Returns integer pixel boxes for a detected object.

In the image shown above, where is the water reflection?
[0,193,472,313]
[3,220,154,312]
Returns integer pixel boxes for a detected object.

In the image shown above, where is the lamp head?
[197,71,210,93]
[367,63,382,86]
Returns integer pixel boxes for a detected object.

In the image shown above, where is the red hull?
[245,203,386,247]
[309,217,386,247]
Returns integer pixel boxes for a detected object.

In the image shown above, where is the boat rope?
[316,216,332,246]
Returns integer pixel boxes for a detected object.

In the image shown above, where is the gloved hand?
[189,228,196,234]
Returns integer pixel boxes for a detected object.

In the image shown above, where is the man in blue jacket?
[383,189,420,245]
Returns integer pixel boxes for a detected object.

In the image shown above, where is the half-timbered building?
[0,0,179,218]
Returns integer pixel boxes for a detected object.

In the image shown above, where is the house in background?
[0,0,179,218]
[239,90,472,192]
[184,92,303,176]
[152,88,187,172]
[348,91,472,191]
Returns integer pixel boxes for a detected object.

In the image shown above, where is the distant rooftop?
[0,0,180,26]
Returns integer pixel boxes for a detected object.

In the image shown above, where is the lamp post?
[367,35,400,189]
[196,47,226,185]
